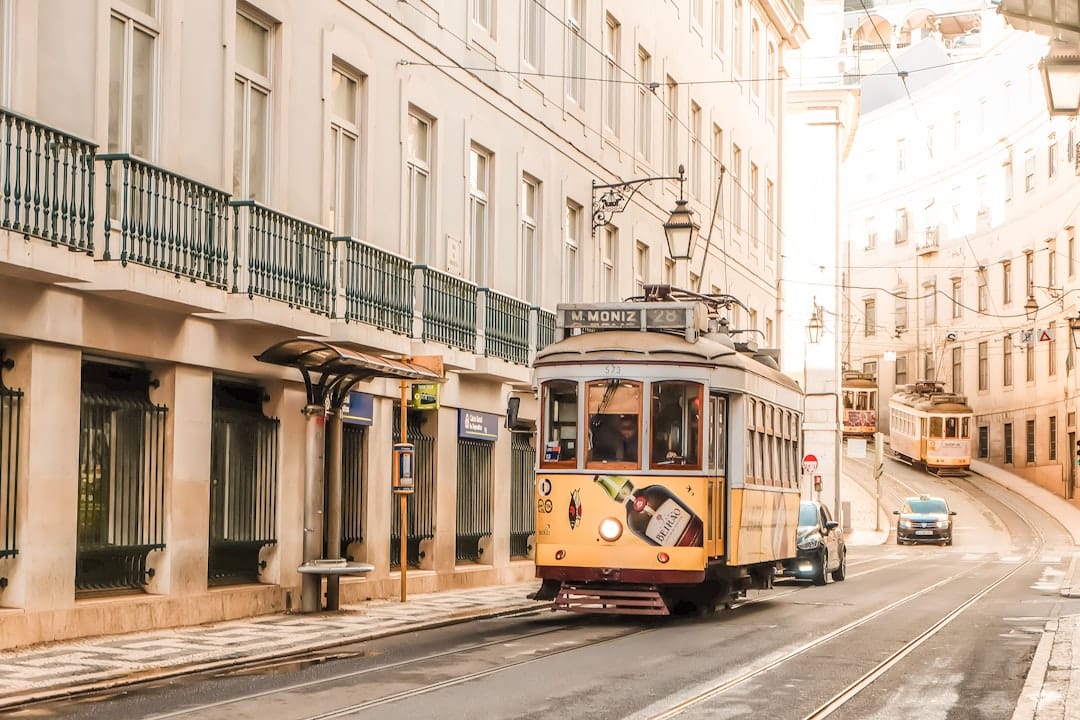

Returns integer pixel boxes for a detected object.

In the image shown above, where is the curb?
[0,600,543,711]
[1062,552,1079,599]
[1012,617,1058,720]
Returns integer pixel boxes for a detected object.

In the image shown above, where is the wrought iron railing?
[333,236,413,334]
[455,438,493,563]
[536,307,557,351]
[510,434,536,558]
[418,266,477,351]
[391,418,436,568]
[231,200,332,314]
[1,109,96,253]
[100,154,231,287]
[209,408,279,584]
[76,393,168,592]
[0,355,21,564]
[483,289,529,365]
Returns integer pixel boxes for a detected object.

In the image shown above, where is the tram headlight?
[598,517,623,542]
[797,533,821,551]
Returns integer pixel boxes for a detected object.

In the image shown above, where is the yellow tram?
[888,381,973,475]
[841,370,878,438]
[529,293,804,615]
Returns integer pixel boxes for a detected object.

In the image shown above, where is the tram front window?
[651,381,703,468]
[930,417,943,437]
[586,379,643,467]
[945,417,958,438]
[540,380,578,467]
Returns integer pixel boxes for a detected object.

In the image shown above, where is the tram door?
[707,394,727,557]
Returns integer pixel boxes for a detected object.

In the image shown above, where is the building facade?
[841,2,1080,504]
[0,0,804,649]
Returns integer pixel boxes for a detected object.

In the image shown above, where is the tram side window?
[585,379,643,467]
[962,417,970,438]
[650,380,703,468]
[540,380,578,467]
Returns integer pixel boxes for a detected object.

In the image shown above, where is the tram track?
[634,462,1051,719]
[143,615,659,720]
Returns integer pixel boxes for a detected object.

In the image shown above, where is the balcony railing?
[231,201,332,314]
[482,289,529,365]
[2,109,96,253]
[334,236,413,334]
[917,225,940,255]
[417,266,478,351]
[101,154,231,287]
[536,308,557,350]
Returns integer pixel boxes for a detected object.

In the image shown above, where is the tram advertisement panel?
[535,473,707,570]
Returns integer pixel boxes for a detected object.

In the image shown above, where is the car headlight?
[797,533,821,550]
[937,519,950,529]
[898,519,912,529]
[598,517,623,542]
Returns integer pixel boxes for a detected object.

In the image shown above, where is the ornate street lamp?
[592,165,697,255]
[806,300,825,344]
[1039,47,1080,116]
[1024,295,1039,322]
[663,196,697,261]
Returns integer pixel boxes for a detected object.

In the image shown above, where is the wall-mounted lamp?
[1069,315,1080,350]
[592,166,698,264]
[807,299,825,345]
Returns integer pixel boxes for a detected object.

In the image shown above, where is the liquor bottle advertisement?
[534,473,708,569]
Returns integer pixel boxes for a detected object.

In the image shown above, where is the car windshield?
[798,502,818,526]
[905,498,948,514]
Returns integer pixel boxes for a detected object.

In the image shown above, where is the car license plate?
[915,530,933,535]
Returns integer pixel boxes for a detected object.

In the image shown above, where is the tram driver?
[593,416,639,462]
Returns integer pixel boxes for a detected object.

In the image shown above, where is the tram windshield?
[585,379,643,468]
[651,381,703,468]
[929,416,970,439]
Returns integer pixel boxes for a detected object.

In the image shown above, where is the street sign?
[802,453,818,474]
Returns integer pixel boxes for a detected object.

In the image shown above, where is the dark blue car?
[894,495,956,546]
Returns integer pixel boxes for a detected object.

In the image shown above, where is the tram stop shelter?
[255,339,443,612]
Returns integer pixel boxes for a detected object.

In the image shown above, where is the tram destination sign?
[558,303,694,332]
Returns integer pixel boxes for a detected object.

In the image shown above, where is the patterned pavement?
[0,582,541,707]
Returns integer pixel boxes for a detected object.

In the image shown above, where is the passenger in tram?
[945,417,957,438]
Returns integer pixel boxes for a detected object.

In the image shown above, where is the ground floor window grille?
[978,426,989,459]
[456,438,493,563]
[391,412,435,568]
[1004,423,1013,464]
[340,423,366,559]
[209,382,279,585]
[76,363,167,593]
[510,432,536,558]
[0,356,22,562]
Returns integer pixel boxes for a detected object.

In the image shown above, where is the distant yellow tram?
[529,292,804,614]
[888,381,973,475]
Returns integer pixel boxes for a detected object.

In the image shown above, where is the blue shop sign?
[343,392,374,426]
[458,409,499,441]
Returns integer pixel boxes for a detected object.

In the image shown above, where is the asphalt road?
[11,458,1080,720]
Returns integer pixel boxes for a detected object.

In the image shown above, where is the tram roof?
[535,329,802,392]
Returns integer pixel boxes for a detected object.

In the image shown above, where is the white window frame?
[733,0,743,76]
[564,201,581,302]
[567,0,585,106]
[749,161,759,244]
[406,110,433,264]
[601,224,617,301]
[523,0,544,71]
[329,64,362,237]
[636,47,652,162]
[469,145,491,285]
[664,77,678,175]
[520,174,539,302]
[603,14,620,135]
[234,10,273,202]
[0,0,10,106]
[731,144,742,230]
[471,0,494,36]
[713,0,724,54]
[634,240,648,296]
[109,4,160,158]
[689,102,701,198]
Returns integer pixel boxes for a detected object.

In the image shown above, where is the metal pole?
[874,431,884,531]
[399,373,409,603]
[325,408,344,610]
[301,403,327,613]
